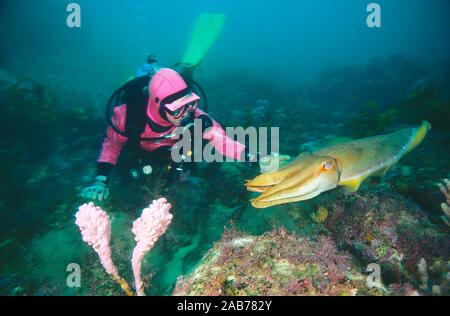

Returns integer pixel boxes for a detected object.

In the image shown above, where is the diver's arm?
[97,162,114,177]
[194,109,246,161]
[81,106,128,201]
[97,105,129,169]
[193,110,286,170]
[97,125,128,170]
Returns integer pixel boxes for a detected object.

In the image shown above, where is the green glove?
[81,176,110,201]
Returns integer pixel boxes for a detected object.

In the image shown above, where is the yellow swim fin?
[178,13,226,72]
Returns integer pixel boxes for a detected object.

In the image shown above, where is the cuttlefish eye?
[323,161,333,170]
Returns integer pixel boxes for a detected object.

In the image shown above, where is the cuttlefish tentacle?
[245,152,315,192]
[246,121,431,208]
[250,155,340,208]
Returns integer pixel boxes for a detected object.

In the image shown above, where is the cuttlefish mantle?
[245,121,431,208]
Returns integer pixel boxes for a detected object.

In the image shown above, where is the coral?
[75,202,132,295]
[437,179,450,226]
[311,206,328,223]
[172,226,384,296]
[417,258,429,290]
[416,258,450,295]
[132,198,173,296]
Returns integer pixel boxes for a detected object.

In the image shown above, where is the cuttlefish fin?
[340,178,364,192]
[406,121,431,154]
[339,122,431,192]
[340,165,392,192]
[374,165,391,177]
[340,170,377,192]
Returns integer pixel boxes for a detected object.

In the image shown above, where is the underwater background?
[0,0,449,296]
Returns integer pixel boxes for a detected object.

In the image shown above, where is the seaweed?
[351,100,399,137]
[399,85,450,133]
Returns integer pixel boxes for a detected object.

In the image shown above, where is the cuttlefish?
[245,121,431,208]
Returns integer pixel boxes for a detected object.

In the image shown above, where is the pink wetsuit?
[97,68,245,167]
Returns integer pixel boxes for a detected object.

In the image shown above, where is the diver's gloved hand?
[258,153,291,173]
[243,148,290,171]
[80,175,110,201]
[243,152,258,169]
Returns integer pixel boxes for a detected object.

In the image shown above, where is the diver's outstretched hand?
[259,153,291,173]
[80,175,110,202]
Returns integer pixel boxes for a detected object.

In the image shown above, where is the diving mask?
[166,100,199,119]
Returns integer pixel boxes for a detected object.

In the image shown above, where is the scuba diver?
[81,13,281,201]
[81,13,282,202]
[81,65,248,201]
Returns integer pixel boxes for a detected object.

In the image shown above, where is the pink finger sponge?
[131,198,173,296]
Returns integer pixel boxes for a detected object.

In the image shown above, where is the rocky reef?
[172,190,449,296]
[172,226,382,296]
[329,190,449,294]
